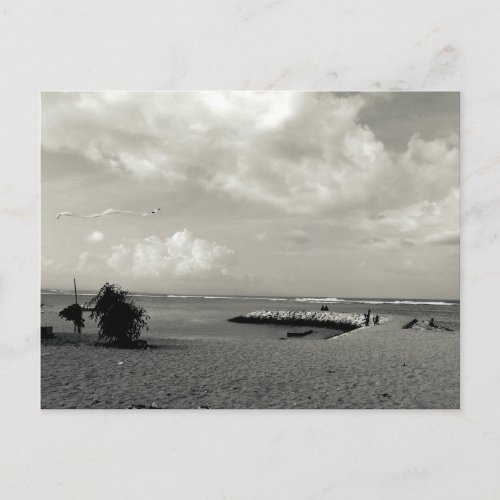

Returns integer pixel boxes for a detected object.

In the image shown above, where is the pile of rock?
[229,310,390,332]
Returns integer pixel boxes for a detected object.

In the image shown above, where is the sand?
[41,316,459,409]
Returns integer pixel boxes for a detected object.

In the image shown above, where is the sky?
[41,92,459,299]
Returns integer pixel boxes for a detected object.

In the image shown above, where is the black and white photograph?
[7,0,500,497]
[41,91,459,409]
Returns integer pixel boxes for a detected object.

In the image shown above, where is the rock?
[228,310,391,332]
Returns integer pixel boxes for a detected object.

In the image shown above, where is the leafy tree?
[88,283,149,347]
[59,303,85,333]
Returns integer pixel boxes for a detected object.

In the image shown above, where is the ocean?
[41,290,460,340]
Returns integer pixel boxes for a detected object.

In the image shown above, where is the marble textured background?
[1,1,499,498]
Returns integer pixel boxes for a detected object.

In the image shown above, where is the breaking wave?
[41,290,456,306]
[167,294,287,301]
[294,297,456,306]
[295,297,343,303]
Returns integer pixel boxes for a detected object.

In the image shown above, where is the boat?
[287,329,313,338]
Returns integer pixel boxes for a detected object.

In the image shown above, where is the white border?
[2,1,499,498]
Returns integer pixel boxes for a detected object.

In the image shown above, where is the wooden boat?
[287,329,313,338]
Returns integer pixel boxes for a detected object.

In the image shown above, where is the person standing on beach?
[365,309,371,326]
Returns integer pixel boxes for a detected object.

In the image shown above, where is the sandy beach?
[41,316,459,409]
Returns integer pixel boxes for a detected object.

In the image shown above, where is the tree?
[88,283,149,347]
[59,303,85,333]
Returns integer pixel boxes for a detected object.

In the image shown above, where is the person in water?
[373,315,379,325]
[429,318,436,328]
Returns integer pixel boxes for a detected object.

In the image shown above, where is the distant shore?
[41,315,459,409]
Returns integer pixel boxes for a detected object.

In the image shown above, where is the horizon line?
[40,288,460,302]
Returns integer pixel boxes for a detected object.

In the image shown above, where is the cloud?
[369,189,459,245]
[42,257,68,274]
[358,235,388,246]
[42,92,459,298]
[392,258,423,277]
[77,251,104,275]
[86,231,104,243]
[400,238,416,247]
[285,229,311,245]
[105,229,235,278]
[42,92,459,217]
[356,235,415,250]
[423,230,459,246]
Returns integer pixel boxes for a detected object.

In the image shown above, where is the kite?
[56,208,160,219]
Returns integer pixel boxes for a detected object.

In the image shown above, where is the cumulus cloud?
[86,230,104,243]
[42,257,68,274]
[77,251,104,275]
[105,229,235,278]
[41,92,459,217]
